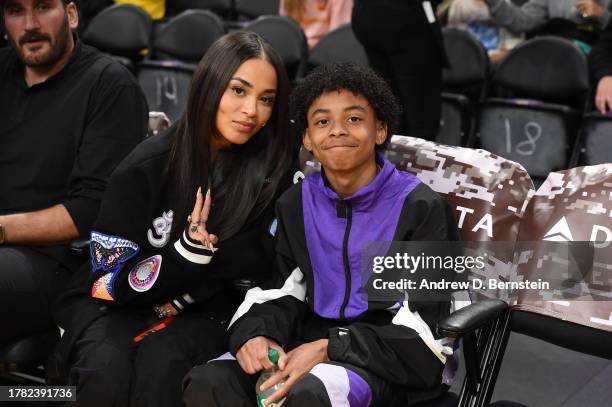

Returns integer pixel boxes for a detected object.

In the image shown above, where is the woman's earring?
[262,122,267,127]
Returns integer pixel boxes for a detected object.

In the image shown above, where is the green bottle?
[255,348,286,407]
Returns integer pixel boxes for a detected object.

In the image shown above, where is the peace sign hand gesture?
[187,187,218,250]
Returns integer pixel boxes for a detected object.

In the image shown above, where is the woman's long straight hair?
[168,32,294,242]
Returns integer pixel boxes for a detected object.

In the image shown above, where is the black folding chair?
[244,15,308,81]
[307,24,369,71]
[82,4,152,71]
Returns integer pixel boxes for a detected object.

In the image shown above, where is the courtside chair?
[244,15,308,81]
[301,135,537,405]
[487,165,612,406]
[82,4,153,72]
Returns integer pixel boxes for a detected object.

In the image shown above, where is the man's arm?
[0,204,78,245]
[590,22,612,113]
[484,0,550,34]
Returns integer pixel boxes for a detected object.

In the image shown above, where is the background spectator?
[0,0,148,345]
[484,0,611,51]
[589,20,612,112]
[280,0,353,49]
[352,0,448,140]
[438,0,524,63]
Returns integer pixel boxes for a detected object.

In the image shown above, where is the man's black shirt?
[0,40,148,265]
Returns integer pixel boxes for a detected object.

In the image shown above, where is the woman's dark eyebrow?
[231,77,276,93]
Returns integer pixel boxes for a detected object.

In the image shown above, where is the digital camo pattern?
[513,164,612,332]
[299,136,534,301]
[386,136,534,301]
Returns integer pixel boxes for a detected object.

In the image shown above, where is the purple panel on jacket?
[301,154,421,320]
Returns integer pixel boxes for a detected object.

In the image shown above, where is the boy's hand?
[260,339,329,405]
[236,336,286,374]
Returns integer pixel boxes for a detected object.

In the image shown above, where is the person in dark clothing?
[183,63,459,407]
[351,0,448,140]
[0,0,148,345]
[590,21,612,112]
[49,31,297,407]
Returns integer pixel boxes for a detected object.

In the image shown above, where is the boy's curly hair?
[290,63,401,150]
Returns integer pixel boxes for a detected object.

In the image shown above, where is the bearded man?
[0,0,148,344]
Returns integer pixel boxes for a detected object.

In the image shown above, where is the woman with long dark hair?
[49,31,296,407]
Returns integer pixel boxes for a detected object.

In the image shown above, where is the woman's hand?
[187,187,218,250]
[153,302,179,318]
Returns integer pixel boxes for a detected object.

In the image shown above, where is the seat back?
[138,61,196,123]
[83,4,152,60]
[166,0,234,19]
[386,136,532,242]
[307,24,369,71]
[477,99,580,182]
[492,36,589,109]
[577,113,612,166]
[235,0,280,19]
[438,93,471,147]
[442,28,489,102]
[245,15,308,80]
[153,10,225,63]
[511,165,612,340]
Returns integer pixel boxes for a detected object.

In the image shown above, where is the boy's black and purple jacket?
[228,155,461,391]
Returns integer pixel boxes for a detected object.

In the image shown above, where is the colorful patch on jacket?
[91,272,116,301]
[128,255,162,292]
[90,231,140,273]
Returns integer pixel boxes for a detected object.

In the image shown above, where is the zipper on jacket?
[339,201,353,320]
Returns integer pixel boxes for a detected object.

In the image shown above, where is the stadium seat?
[575,112,612,166]
[138,9,225,123]
[166,0,234,19]
[476,36,589,186]
[489,36,589,109]
[152,9,225,63]
[439,29,490,147]
[138,62,196,123]
[82,4,152,71]
[442,28,490,103]
[486,165,612,406]
[235,0,280,19]
[307,24,369,71]
[439,93,473,148]
[244,15,308,81]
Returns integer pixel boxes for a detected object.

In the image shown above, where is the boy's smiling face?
[303,89,387,175]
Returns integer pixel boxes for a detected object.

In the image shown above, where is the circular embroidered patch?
[128,255,162,292]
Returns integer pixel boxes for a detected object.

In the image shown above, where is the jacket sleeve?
[87,153,216,308]
[327,190,459,388]
[485,0,549,34]
[227,204,310,355]
[63,62,148,235]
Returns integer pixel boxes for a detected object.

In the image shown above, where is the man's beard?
[9,14,71,70]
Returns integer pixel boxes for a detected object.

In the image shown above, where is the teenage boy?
[183,63,460,406]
